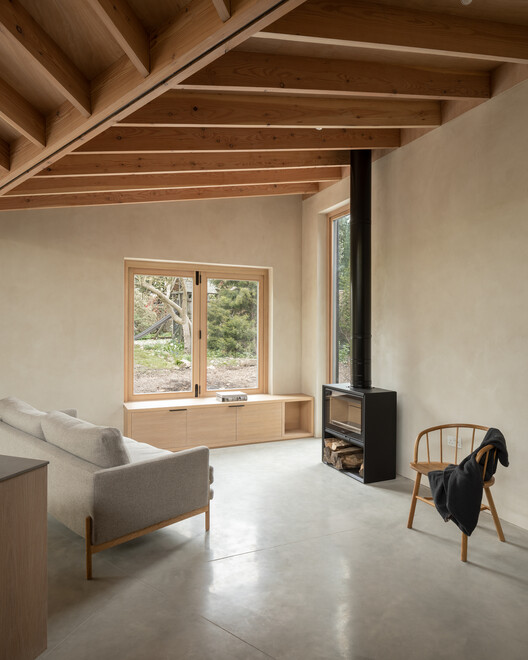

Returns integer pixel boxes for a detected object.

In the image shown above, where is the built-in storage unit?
[0,455,48,660]
[124,394,313,451]
[322,384,396,484]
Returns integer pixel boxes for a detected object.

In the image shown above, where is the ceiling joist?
[8,166,341,196]
[0,0,91,117]
[211,0,231,23]
[0,182,319,211]
[119,91,441,128]
[0,0,307,195]
[0,78,46,146]
[36,150,351,177]
[182,50,491,100]
[257,0,528,63]
[0,139,9,173]
[74,126,401,153]
[86,0,150,77]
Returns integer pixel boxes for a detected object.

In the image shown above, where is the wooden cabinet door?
[130,409,188,450]
[187,405,237,448]
[236,402,282,444]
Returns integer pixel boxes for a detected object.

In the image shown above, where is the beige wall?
[303,79,528,529]
[0,194,303,429]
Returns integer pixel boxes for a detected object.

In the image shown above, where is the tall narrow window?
[329,209,351,384]
[125,261,268,401]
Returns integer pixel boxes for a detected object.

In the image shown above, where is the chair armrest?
[91,446,210,545]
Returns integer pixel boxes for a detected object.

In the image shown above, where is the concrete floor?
[41,438,528,660]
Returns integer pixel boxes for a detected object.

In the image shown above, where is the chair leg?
[484,487,505,542]
[461,533,468,562]
[407,472,422,529]
[205,503,210,532]
[85,516,93,580]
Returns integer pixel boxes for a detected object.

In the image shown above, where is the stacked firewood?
[323,438,363,473]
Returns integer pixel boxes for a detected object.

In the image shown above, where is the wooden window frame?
[125,259,269,401]
[327,206,350,385]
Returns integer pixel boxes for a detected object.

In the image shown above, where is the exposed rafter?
[0,183,319,211]
[8,167,341,196]
[211,0,231,22]
[0,0,308,195]
[36,150,351,177]
[182,50,491,100]
[0,139,9,173]
[0,0,91,116]
[257,0,528,63]
[0,78,46,146]
[119,91,441,127]
[86,0,150,77]
[73,127,401,152]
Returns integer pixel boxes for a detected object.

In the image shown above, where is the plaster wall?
[0,195,303,429]
[302,80,528,529]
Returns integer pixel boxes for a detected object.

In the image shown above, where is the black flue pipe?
[350,150,372,389]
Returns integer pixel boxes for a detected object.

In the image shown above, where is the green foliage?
[133,288,158,335]
[336,215,351,369]
[207,280,258,358]
[134,338,191,370]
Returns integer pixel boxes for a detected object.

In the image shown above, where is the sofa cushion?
[0,397,78,439]
[42,411,130,468]
[122,436,171,462]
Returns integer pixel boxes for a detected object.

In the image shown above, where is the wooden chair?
[407,423,505,561]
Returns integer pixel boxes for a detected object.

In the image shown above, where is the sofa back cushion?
[42,411,130,468]
[0,397,77,439]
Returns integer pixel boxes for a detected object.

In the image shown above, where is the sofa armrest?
[91,446,210,545]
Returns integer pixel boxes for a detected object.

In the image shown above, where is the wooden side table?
[0,455,48,660]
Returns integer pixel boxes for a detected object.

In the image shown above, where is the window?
[328,208,351,384]
[125,260,269,400]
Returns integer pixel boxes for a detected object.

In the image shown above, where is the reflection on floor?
[41,438,528,660]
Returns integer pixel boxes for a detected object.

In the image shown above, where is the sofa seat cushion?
[123,436,170,463]
[42,411,130,468]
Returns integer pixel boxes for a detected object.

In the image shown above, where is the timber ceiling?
[0,0,526,211]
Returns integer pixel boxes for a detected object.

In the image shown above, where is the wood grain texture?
[183,49,491,100]
[10,166,341,195]
[119,90,441,128]
[236,402,283,444]
[73,126,401,153]
[211,0,230,22]
[130,409,189,449]
[0,0,91,116]
[0,0,307,194]
[0,138,8,172]
[0,466,47,660]
[0,77,45,145]
[259,0,528,63]
[37,149,351,176]
[0,182,318,210]
[187,405,237,448]
[86,0,150,77]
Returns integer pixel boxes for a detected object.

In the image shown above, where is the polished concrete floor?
[41,438,528,660]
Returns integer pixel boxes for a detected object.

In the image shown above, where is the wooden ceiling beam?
[0,139,9,173]
[211,0,231,23]
[257,0,528,64]
[182,50,491,100]
[0,0,91,117]
[86,0,150,77]
[0,183,318,211]
[0,78,45,146]
[74,126,401,153]
[9,167,341,196]
[0,0,307,195]
[119,91,441,128]
[37,150,351,177]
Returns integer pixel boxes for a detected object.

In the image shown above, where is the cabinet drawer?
[236,402,282,444]
[130,409,188,450]
[187,405,237,448]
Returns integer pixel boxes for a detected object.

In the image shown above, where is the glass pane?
[133,274,193,394]
[333,214,351,383]
[206,278,259,391]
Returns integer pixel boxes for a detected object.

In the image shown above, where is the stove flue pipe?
[350,150,372,389]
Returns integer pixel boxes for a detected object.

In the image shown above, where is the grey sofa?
[0,397,213,579]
